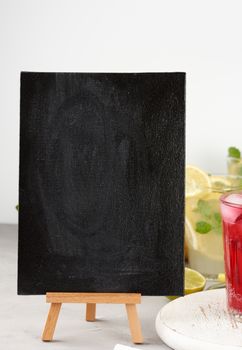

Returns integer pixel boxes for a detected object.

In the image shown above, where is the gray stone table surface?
[0,224,171,350]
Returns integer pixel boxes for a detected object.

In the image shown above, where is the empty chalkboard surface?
[18,72,185,295]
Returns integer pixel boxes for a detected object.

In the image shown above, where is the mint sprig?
[194,199,222,234]
[213,212,221,225]
[228,147,241,159]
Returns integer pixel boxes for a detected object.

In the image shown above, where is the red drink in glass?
[220,192,242,317]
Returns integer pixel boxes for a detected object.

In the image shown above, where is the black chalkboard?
[18,72,185,295]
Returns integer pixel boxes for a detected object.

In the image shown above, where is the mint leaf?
[238,167,242,176]
[214,212,222,224]
[197,199,211,218]
[212,212,222,234]
[195,221,212,234]
[228,147,241,159]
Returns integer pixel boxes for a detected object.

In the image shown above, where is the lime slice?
[167,267,206,300]
[185,165,211,198]
[185,267,206,294]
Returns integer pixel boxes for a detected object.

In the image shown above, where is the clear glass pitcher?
[185,174,242,277]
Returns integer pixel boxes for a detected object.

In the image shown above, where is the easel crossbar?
[46,292,141,304]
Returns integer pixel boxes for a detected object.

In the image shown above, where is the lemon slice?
[185,165,211,198]
[167,267,206,300]
[185,217,198,250]
[218,273,225,283]
[185,267,206,294]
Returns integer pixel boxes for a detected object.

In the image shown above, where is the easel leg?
[125,304,143,344]
[86,303,96,321]
[42,303,62,341]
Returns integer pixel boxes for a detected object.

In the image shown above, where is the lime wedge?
[185,267,206,294]
[167,267,206,300]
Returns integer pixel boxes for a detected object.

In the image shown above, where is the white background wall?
[0,0,242,224]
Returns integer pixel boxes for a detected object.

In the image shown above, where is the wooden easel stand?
[42,292,143,344]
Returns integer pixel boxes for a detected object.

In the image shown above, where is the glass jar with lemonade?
[227,146,242,176]
[185,165,242,277]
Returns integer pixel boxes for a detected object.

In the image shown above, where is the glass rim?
[208,173,242,178]
[227,156,242,160]
[207,174,242,192]
[220,190,242,208]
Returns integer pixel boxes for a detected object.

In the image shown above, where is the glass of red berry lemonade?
[220,192,242,319]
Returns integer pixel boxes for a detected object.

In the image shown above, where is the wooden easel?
[42,292,143,344]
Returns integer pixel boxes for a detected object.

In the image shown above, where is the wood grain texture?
[42,303,61,341]
[86,303,96,321]
[18,72,185,295]
[156,289,242,350]
[46,292,141,304]
[125,304,143,344]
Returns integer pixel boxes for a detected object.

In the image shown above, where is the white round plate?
[156,289,242,350]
